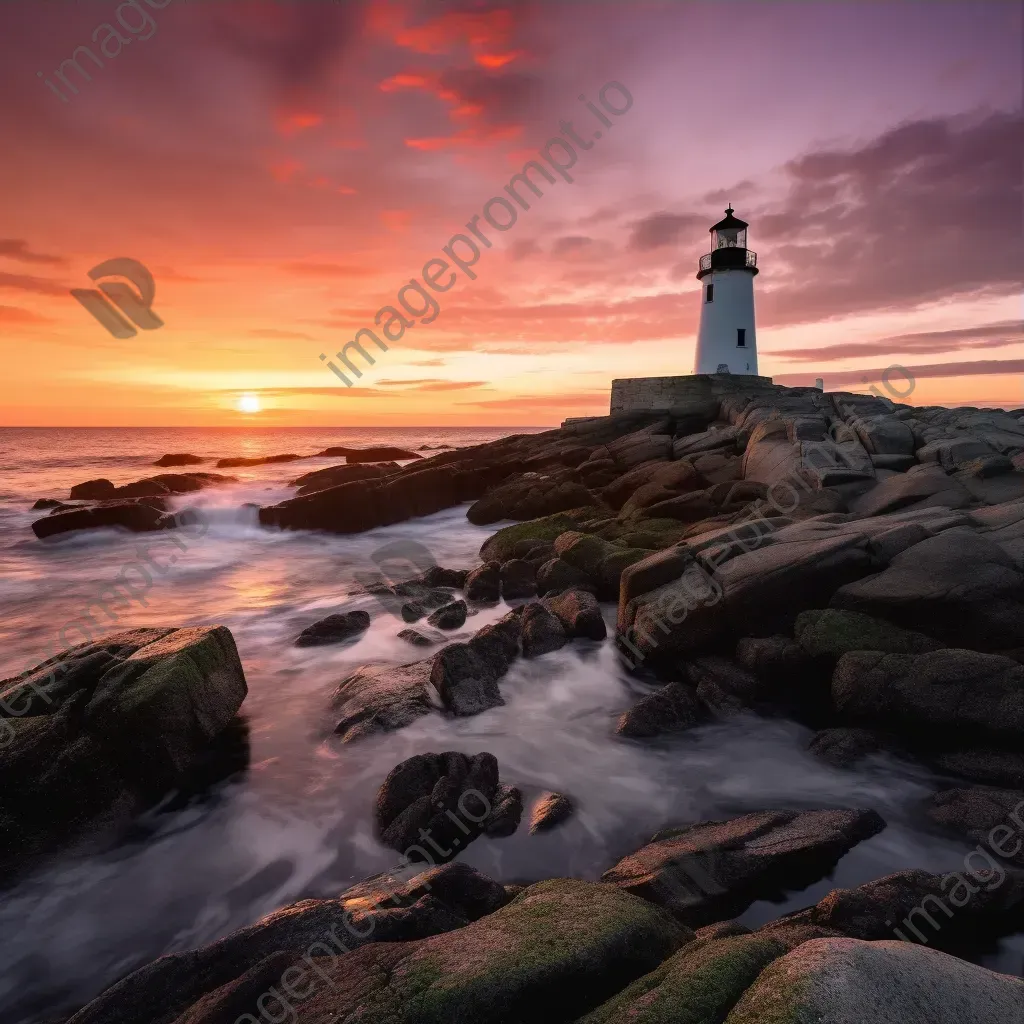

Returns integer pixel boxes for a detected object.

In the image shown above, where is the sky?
[0,0,1021,427]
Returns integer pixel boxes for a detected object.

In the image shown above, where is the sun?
[237,392,261,414]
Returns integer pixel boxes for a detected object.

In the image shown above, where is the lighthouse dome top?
[710,206,748,233]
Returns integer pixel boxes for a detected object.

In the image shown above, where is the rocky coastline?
[7,373,1024,1021]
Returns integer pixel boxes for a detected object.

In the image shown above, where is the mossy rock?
[298,877,691,1023]
[616,517,691,551]
[795,608,945,659]
[579,933,789,1024]
[479,508,599,562]
[554,532,654,599]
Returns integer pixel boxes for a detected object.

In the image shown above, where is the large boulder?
[32,498,171,539]
[69,477,116,499]
[291,461,398,496]
[832,648,1024,747]
[0,627,247,876]
[725,938,1024,1024]
[467,470,599,525]
[794,607,945,659]
[260,457,513,534]
[850,464,974,517]
[623,531,876,660]
[762,867,1024,952]
[927,787,1024,865]
[153,453,204,467]
[601,809,885,927]
[830,528,1024,650]
[375,751,514,859]
[317,444,422,462]
[579,932,792,1024]
[65,861,510,1024]
[555,531,654,601]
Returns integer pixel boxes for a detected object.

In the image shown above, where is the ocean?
[1,425,1021,1022]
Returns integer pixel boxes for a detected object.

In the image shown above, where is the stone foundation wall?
[610,374,773,413]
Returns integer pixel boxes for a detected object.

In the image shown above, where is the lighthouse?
[693,206,759,375]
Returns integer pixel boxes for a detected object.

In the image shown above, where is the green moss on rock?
[302,877,690,1023]
[579,934,789,1024]
[479,509,598,562]
[795,608,944,659]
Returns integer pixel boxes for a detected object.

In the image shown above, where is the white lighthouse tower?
[693,206,759,375]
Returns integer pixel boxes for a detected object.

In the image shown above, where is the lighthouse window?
[737,328,746,347]
[706,284,714,303]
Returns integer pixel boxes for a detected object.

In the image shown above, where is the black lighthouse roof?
[710,205,748,233]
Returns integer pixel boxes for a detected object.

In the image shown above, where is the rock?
[734,634,819,701]
[417,565,469,589]
[216,453,304,468]
[294,610,370,647]
[529,791,574,833]
[317,445,422,462]
[468,470,599,525]
[429,644,505,716]
[520,603,567,657]
[468,612,523,677]
[807,728,894,767]
[830,529,1024,650]
[66,861,510,1024]
[579,932,791,1024]
[69,477,116,499]
[832,648,1024,747]
[726,938,1024,1024]
[479,510,598,563]
[601,808,886,927]
[291,461,398,496]
[331,661,433,741]
[31,498,65,509]
[927,787,1024,865]
[929,749,1024,789]
[0,627,247,876]
[687,655,765,713]
[465,561,501,602]
[511,537,555,562]
[375,751,502,859]
[483,783,524,837]
[153,453,204,467]
[499,558,537,599]
[536,556,597,596]
[260,457,509,534]
[555,531,654,601]
[180,878,687,1024]
[396,627,451,647]
[426,600,467,630]
[795,607,945,659]
[851,464,974,517]
[616,682,705,738]
[543,588,607,640]
[624,531,875,661]
[761,867,1024,951]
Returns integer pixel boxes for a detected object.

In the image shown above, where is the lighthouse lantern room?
[693,206,759,375]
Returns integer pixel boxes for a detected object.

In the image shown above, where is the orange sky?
[0,0,1021,426]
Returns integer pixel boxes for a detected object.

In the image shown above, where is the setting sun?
[237,393,261,414]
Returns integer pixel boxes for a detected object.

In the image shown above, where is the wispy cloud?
[774,320,1024,362]
[775,358,1024,389]
[0,239,66,266]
